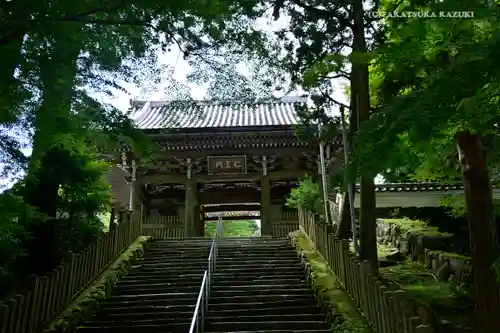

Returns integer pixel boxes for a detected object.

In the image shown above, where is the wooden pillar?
[184,159,199,237]
[260,156,272,236]
[196,210,205,237]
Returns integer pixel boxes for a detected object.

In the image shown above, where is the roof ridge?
[131,97,307,107]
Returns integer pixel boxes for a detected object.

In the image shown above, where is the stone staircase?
[77,238,212,332]
[206,236,330,333]
[77,236,330,333]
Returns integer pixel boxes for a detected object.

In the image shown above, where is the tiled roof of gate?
[327,182,465,198]
[128,98,306,130]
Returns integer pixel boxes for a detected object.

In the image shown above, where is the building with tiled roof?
[128,98,306,130]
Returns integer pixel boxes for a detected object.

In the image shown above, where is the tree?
[355,1,500,331]
[271,0,384,271]
[187,49,284,101]
[0,0,272,281]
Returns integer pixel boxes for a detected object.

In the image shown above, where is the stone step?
[208,299,316,311]
[124,268,206,277]
[212,278,307,287]
[218,249,297,255]
[96,304,195,315]
[215,263,302,270]
[218,245,294,250]
[211,288,312,297]
[217,256,299,264]
[147,241,211,246]
[106,291,197,302]
[143,246,210,256]
[219,241,292,246]
[213,271,305,279]
[92,310,194,321]
[207,304,323,317]
[84,315,192,326]
[215,265,303,273]
[113,281,310,296]
[77,323,187,333]
[135,257,210,264]
[130,264,209,271]
[206,320,329,331]
[217,253,298,259]
[214,283,309,291]
[206,313,325,323]
[100,295,197,307]
[113,283,201,295]
[205,330,330,333]
[216,259,302,269]
[210,294,316,305]
[118,275,203,285]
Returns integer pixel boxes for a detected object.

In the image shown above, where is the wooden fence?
[298,207,432,333]
[272,211,300,237]
[0,212,142,333]
[141,215,185,238]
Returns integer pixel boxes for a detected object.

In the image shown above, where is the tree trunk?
[352,0,378,271]
[22,37,81,274]
[0,39,23,122]
[455,130,500,333]
[337,64,360,239]
[336,193,352,238]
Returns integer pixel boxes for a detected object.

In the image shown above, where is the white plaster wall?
[350,189,500,208]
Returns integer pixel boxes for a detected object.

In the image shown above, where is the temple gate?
[117,98,339,237]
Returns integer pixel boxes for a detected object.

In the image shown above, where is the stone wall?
[377,219,470,284]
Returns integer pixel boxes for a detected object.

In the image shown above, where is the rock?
[449,258,468,271]
[386,252,406,262]
[421,234,455,251]
[435,261,451,281]
[440,320,456,333]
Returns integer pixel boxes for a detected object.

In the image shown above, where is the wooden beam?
[202,204,261,213]
[204,215,260,221]
[200,190,260,205]
[148,147,318,159]
[139,170,316,184]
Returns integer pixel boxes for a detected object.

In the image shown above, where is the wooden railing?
[141,215,184,238]
[272,211,300,237]
[0,212,142,333]
[298,207,432,333]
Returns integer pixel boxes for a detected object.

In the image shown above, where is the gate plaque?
[207,155,247,175]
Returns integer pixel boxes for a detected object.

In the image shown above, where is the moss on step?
[289,230,372,333]
[44,236,151,333]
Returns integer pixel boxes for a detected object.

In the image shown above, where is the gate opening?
[204,219,261,237]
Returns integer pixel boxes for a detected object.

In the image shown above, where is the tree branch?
[320,88,351,110]
[0,0,126,46]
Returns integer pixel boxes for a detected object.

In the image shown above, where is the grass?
[426,250,470,261]
[205,220,260,237]
[380,218,453,238]
[377,243,399,260]
[379,260,473,330]
[290,230,372,333]
[348,243,398,260]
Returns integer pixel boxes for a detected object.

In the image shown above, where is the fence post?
[338,239,349,285]
[0,303,9,333]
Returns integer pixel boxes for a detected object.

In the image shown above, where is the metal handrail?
[188,215,223,333]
